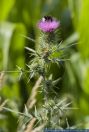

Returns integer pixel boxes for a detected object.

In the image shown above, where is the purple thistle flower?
[37,16,60,32]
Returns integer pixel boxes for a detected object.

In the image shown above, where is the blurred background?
[0,0,89,131]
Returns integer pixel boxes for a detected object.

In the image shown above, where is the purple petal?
[37,17,60,32]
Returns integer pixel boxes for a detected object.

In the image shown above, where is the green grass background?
[0,0,89,131]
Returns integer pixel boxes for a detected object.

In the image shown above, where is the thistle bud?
[37,16,60,32]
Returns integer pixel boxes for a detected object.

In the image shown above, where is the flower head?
[37,16,60,32]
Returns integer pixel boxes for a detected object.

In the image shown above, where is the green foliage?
[0,0,89,131]
[78,0,89,60]
[0,0,15,21]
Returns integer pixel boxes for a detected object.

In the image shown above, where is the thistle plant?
[0,16,76,131]
[17,16,74,131]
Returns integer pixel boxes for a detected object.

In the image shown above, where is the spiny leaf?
[25,47,36,53]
